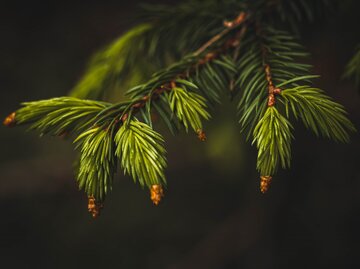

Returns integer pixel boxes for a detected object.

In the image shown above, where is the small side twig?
[194,12,247,56]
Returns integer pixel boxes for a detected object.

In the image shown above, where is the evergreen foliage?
[75,127,117,201]
[253,106,293,176]
[280,86,355,142]
[168,86,210,133]
[115,120,167,188]
[343,45,360,90]
[15,98,109,136]
[5,0,356,213]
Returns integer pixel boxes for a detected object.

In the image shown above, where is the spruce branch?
[4,0,356,215]
[114,119,167,188]
[75,126,117,202]
[168,84,211,134]
[279,86,356,142]
[70,1,249,101]
[237,26,313,139]
[253,106,293,176]
[14,97,110,136]
[194,11,247,56]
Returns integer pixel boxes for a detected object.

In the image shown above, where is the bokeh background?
[1,1,359,268]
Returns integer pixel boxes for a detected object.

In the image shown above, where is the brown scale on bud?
[267,87,282,107]
[199,52,217,65]
[3,112,16,127]
[88,196,103,218]
[223,12,247,28]
[121,113,129,123]
[268,93,276,107]
[234,12,247,25]
[197,129,207,142]
[273,88,281,95]
[260,176,272,194]
[205,52,216,61]
[223,20,234,28]
[150,184,164,206]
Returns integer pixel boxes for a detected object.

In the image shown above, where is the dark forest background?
[0,1,359,268]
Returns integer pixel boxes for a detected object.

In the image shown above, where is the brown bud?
[132,102,144,109]
[197,129,207,142]
[121,113,129,123]
[223,20,234,28]
[170,81,176,89]
[142,95,150,101]
[267,94,276,107]
[150,184,164,206]
[273,88,282,95]
[260,176,272,194]
[234,12,247,25]
[204,52,216,61]
[3,112,16,127]
[88,196,103,218]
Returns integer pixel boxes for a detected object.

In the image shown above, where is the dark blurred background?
[0,1,359,268]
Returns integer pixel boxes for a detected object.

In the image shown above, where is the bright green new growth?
[16,98,109,136]
[115,120,167,188]
[75,127,117,201]
[280,86,355,142]
[169,87,211,133]
[253,107,293,176]
[8,0,356,204]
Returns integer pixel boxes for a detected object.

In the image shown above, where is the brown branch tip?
[150,184,164,206]
[3,112,16,127]
[88,196,103,218]
[260,176,272,194]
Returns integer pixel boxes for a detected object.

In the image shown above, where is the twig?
[194,12,247,56]
[119,18,249,124]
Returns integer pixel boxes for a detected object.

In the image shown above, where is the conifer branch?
[4,0,356,214]
[14,98,110,136]
[194,12,248,56]
[115,120,167,188]
[75,126,117,201]
[253,106,293,176]
[279,86,356,142]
